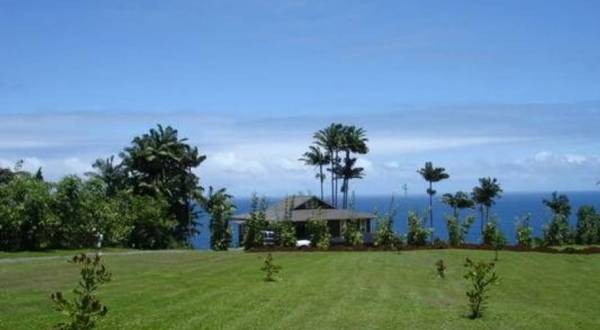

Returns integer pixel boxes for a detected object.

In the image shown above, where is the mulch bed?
[247,244,600,254]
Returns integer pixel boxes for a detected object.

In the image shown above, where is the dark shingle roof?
[232,195,375,222]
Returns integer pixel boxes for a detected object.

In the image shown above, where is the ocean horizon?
[191,190,600,249]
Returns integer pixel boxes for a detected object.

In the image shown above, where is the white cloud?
[368,136,526,155]
[209,152,266,175]
[63,157,92,175]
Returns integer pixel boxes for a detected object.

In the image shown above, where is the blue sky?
[1,0,599,196]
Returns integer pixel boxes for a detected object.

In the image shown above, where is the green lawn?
[1,250,599,329]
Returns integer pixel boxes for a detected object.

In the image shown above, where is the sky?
[1,0,599,197]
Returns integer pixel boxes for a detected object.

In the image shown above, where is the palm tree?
[85,155,127,197]
[417,162,450,233]
[339,126,368,208]
[442,191,475,218]
[314,123,344,206]
[335,157,365,208]
[299,145,330,200]
[543,192,571,217]
[471,177,503,233]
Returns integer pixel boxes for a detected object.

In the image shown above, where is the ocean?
[190,191,600,249]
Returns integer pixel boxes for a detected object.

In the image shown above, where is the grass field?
[1,249,600,329]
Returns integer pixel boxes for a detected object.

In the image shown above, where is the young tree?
[515,214,534,248]
[199,186,236,251]
[373,197,402,250]
[417,162,450,238]
[406,212,431,246]
[306,210,331,249]
[471,177,503,234]
[464,258,499,319]
[542,192,572,246]
[575,206,600,244]
[50,254,112,330]
[242,195,268,250]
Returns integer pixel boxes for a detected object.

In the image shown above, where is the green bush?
[242,195,268,250]
[342,219,364,246]
[435,259,446,279]
[50,254,112,329]
[464,257,499,319]
[515,214,534,248]
[446,215,475,247]
[406,212,431,246]
[374,217,402,250]
[272,221,297,248]
[307,216,331,249]
[575,206,599,245]
[543,214,572,246]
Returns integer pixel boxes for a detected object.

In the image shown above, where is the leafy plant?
[242,194,268,250]
[342,219,364,246]
[575,206,599,244]
[406,212,431,246]
[515,214,534,248]
[272,221,297,248]
[446,215,475,247]
[199,186,236,251]
[543,214,571,246]
[261,253,281,282]
[464,257,499,319]
[435,259,446,278]
[50,254,112,329]
[306,214,331,249]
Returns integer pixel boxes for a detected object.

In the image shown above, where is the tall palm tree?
[417,162,450,233]
[314,123,344,206]
[471,177,503,233]
[299,145,330,200]
[339,126,368,208]
[442,191,475,218]
[335,157,365,208]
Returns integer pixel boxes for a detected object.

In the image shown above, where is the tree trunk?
[319,165,324,201]
[480,205,484,235]
[330,157,335,205]
[429,181,434,230]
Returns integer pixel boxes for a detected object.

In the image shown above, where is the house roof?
[231,195,375,222]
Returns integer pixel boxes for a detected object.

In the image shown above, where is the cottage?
[232,196,376,245]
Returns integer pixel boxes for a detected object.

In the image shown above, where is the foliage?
[311,123,368,208]
[463,257,499,319]
[471,177,502,233]
[406,212,431,246]
[543,214,571,246]
[515,214,534,248]
[0,174,53,251]
[261,253,281,282]
[435,259,446,279]
[442,191,474,218]
[50,254,112,330]
[120,124,206,242]
[125,194,177,249]
[575,206,600,244]
[272,221,297,248]
[373,200,402,250]
[242,195,268,250]
[342,219,364,246]
[199,186,236,251]
[306,213,331,249]
[299,145,330,201]
[446,215,475,247]
[543,192,572,218]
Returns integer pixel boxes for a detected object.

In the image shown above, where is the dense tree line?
[0,125,232,251]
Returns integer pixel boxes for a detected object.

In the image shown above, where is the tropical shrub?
[515,214,534,248]
[446,215,475,247]
[406,212,431,246]
[50,254,112,330]
[543,214,571,246]
[125,194,176,249]
[0,174,53,251]
[464,257,499,319]
[342,219,364,246]
[261,253,281,282]
[374,217,402,250]
[272,221,297,248]
[242,195,268,250]
[307,216,331,249]
[199,186,236,251]
[575,206,600,244]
